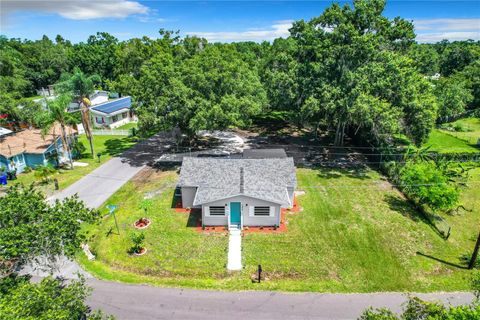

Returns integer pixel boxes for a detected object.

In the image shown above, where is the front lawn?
[12,135,137,195]
[79,165,480,292]
[115,122,138,131]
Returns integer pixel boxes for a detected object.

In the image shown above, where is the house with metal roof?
[177,155,296,229]
[90,96,136,129]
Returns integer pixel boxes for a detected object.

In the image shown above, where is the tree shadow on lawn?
[384,194,449,240]
[416,252,468,270]
[315,166,371,180]
[104,137,138,156]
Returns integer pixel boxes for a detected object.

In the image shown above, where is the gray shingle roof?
[178,157,296,206]
[243,148,287,159]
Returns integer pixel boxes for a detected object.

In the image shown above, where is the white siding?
[202,195,281,227]
[287,186,295,208]
[181,186,198,208]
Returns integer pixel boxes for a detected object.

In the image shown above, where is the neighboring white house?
[177,151,296,229]
[89,90,109,105]
[67,90,110,112]
[90,96,136,129]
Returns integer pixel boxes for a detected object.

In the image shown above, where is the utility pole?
[469,231,480,269]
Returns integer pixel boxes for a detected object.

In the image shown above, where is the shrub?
[22,166,32,173]
[359,296,480,319]
[71,140,86,159]
[399,160,459,212]
[129,232,145,254]
[472,271,480,299]
[33,164,57,183]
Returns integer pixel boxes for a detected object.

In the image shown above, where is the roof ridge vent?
[240,167,244,194]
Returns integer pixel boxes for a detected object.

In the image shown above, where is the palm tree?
[36,94,76,169]
[56,68,100,158]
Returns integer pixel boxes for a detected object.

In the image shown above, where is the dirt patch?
[131,166,175,187]
[252,270,306,281]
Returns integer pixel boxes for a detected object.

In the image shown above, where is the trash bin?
[0,174,7,186]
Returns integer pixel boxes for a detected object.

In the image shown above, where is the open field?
[441,118,480,145]
[11,135,137,195]
[79,165,480,292]
[424,118,480,153]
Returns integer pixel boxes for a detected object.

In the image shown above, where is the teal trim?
[230,202,241,224]
[24,153,46,168]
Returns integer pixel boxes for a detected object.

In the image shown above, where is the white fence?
[92,129,129,136]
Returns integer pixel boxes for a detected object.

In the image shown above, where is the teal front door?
[230,202,241,225]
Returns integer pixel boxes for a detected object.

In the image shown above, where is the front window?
[209,206,226,216]
[112,115,118,122]
[254,206,271,216]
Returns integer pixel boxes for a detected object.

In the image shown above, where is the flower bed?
[133,218,151,229]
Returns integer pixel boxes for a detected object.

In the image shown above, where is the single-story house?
[90,96,136,129]
[177,154,296,229]
[0,124,76,173]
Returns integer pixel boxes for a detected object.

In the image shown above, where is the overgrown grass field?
[79,166,480,292]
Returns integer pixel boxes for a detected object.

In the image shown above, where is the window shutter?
[249,206,254,217]
[204,206,210,216]
[269,206,275,217]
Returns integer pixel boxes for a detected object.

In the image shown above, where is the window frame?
[208,206,226,216]
[250,206,274,217]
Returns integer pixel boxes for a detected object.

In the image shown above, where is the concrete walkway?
[85,278,475,320]
[227,229,242,271]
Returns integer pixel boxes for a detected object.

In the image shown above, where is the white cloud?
[416,31,480,43]
[187,20,293,42]
[413,18,480,31]
[138,16,169,23]
[2,0,148,20]
[413,18,480,42]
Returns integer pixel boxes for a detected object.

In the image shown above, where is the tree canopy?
[1,0,479,146]
[0,185,99,276]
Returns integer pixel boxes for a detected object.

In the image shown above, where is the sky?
[1,0,479,43]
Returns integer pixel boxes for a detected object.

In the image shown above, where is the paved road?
[87,279,474,320]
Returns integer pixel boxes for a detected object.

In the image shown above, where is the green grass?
[441,118,480,145]
[115,122,138,131]
[79,166,480,292]
[423,129,479,153]
[12,135,137,195]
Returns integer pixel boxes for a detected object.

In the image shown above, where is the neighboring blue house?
[0,124,76,174]
[90,96,136,129]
